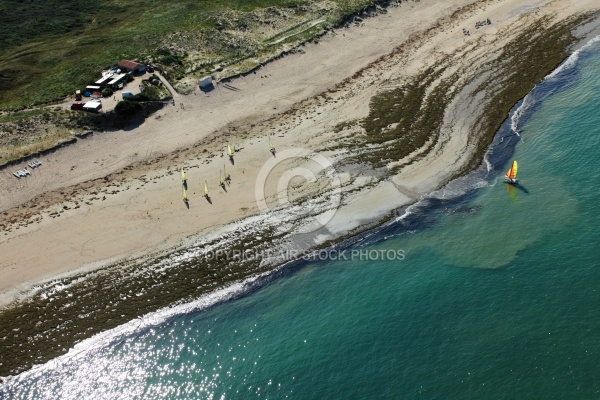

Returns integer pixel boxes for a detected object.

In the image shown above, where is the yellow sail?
[204,180,209,196]
[227,143,234,157]
[269,135,275,151]
[181,168,186,181]
[505,160,518,180]
[220,169,224,185]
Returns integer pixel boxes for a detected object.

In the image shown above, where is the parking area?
[63,72,150,113]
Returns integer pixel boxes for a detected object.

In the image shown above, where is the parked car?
[71,102,84,110]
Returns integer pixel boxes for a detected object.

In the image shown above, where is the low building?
[83,100,102,113]
[108,73,127,89]
[95,74,113,86]
[85,85,102,95]
[118,60,146,75]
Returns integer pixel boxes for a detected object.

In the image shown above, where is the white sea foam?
[510,91,533,135]
[510,35,600,135]
[1,270,275,387]
[484,157,493,174]
[546,35,600,80]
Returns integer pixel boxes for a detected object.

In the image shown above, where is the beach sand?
[0,0,598,308]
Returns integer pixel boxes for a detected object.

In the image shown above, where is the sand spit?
[0,0,599,377]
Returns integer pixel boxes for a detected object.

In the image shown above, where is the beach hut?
[198,75,214,92]
[198,76,213,88]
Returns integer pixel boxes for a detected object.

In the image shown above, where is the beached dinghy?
[504,160,518,184]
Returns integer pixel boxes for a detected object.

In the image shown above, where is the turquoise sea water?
[3,39,600,399]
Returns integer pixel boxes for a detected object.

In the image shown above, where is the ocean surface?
[2,38,600,399]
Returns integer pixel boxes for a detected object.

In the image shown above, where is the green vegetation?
[141,74,171,100]
[115,100,143,115]
[0,109,45,124]
[101,87,114,97]
[0,0,379,110]
[0,0,383,165]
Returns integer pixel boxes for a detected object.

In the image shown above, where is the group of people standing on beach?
[463,18,492,36]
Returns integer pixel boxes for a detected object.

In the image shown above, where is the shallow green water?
[3,39,600,399]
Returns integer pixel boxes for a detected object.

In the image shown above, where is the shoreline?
[0,0,487,303]
[1,0,599,377]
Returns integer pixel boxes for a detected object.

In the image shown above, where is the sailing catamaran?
[220,169,225,189]
[183,188,188,201]
[204,180,209,198]
[227,143,234,159]
[504,160,518,184]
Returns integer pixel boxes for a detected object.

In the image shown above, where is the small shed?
[198,76,212,88]
[118,60,146,75]
[83,100,102,113]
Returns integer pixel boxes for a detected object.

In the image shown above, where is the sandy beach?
[0,0,598,309]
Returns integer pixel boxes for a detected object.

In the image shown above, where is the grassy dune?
[0,0,374,110]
